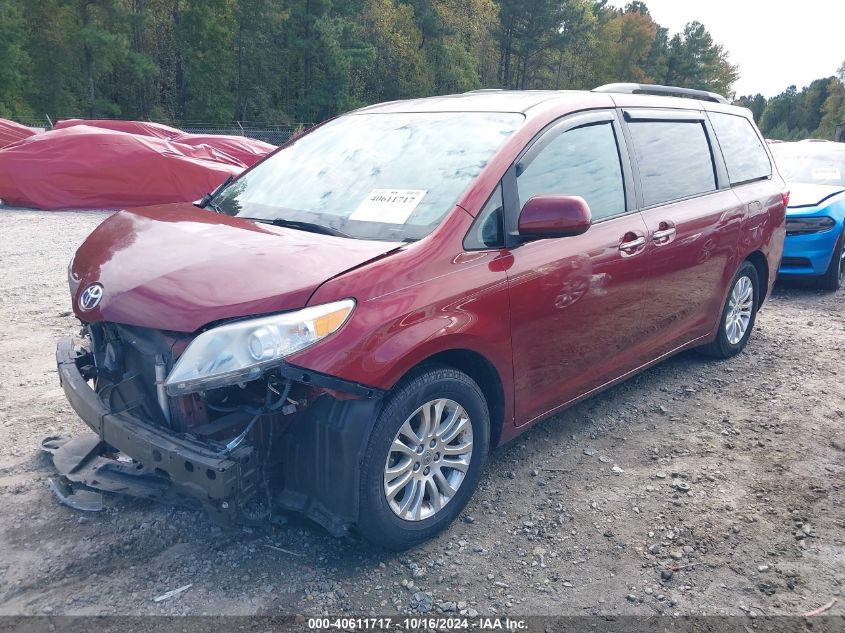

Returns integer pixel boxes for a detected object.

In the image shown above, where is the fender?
[289,214,515,395]
[702,189,786,342]
[738,189,786,303]
[288,292,514,399]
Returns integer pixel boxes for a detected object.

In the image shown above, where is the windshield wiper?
[243,217,351,238]
[197,175,234,213]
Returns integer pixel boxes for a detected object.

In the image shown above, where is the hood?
[786,183,845,210]
[70,204,401,332]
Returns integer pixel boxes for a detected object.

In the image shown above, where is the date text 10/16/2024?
[307,617,528,630]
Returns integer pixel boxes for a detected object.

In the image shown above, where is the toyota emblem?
[79,283,104,311]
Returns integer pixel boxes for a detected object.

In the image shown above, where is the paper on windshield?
[812,167,841,181]
[349,189,427,224]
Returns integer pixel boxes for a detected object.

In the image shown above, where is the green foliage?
[597,9,659,84]
[817,78,845,140]
[495,2,738,96]
[739,64,845,141]
[665,21,738,97]
[178,0,237,122]
[0,0,31,117]
[1,0,813,127]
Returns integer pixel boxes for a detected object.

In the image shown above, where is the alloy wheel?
[725,275,754,345]
[383,398,473,521]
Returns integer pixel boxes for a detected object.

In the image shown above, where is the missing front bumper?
[54,336,261,525]
[53,335,386,536]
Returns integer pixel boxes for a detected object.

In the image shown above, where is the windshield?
[215,111,523,241]
[771,144,845,187]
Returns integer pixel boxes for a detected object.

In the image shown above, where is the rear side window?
[628,120,716,207]
[709,112,772,184]
[517,122,626,221]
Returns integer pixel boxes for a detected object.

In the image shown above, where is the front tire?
[357,366,490,550]
[818,230,844,292]
[698,260,760,359]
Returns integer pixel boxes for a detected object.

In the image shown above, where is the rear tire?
[818,230,844,292]
[357,366,490,550]
[698,261,759,359]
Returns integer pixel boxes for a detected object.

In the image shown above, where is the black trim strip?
[277,363,385,399]
[623,108,706,122]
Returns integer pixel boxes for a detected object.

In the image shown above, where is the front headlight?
[68,255,80,296]
[786,216,835,236]
[165,299,355,395]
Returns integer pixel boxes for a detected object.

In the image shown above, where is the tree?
[735,94,766,122]
[549,0,600,89]
[642,25,668,83]
[497,0,566,89]
[595,8,658,84]
[666,21,738,97]
[0,0,749,124]
[73,0,146,118]
[232,0,279,121]
[0,0,31,117]
[358,0,433,102]
[742,63,844,141]
[19,0,83,118]
[121,0,161,119]
[441,0,499,86]
[177,0,237,122]
[424,0,498,93]
[816,62,845,140]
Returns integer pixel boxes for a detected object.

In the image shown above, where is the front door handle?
[619,236,646,252]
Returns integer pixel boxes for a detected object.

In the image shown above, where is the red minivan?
[54,84,786,549]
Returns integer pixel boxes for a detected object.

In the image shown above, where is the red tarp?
[0,119,277,210]
[53,118,183,139]
[54,119,275,166]
[0,118,36,149]
[0,125,247,210]
[171,134,275,167]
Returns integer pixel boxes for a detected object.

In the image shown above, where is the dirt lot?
[0,209,843,617]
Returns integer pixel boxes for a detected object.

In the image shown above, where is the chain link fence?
[14,116,51,131]
[10,117,310,146]
[178,122,309,146]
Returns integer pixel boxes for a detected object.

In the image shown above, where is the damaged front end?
[51,322,384,535]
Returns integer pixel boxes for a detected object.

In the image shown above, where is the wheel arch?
[406,348,506,450]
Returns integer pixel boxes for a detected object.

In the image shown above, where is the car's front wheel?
[819,230,844,292]
[698,260,760,359]
[357,366,490,550]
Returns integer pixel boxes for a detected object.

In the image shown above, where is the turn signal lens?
[315,306,353,337]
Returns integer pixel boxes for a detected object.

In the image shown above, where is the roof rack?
[593,83,729,105]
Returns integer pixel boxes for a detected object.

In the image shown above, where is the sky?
[608,0,844,97]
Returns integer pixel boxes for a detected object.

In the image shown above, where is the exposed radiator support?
[154,355,171,425]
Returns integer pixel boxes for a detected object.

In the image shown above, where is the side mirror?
[518,195,592,239]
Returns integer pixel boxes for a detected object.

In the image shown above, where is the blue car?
[771,141,845,291]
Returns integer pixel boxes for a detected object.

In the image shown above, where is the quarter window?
[517,122,626,221]
[628,120,716,206]
[709,112,772,185]
[464,185,504,249]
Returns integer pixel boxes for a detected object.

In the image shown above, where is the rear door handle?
[652,227,676,242]
[619,236,646,252]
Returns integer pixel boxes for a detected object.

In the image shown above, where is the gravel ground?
[0,209,843,617]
